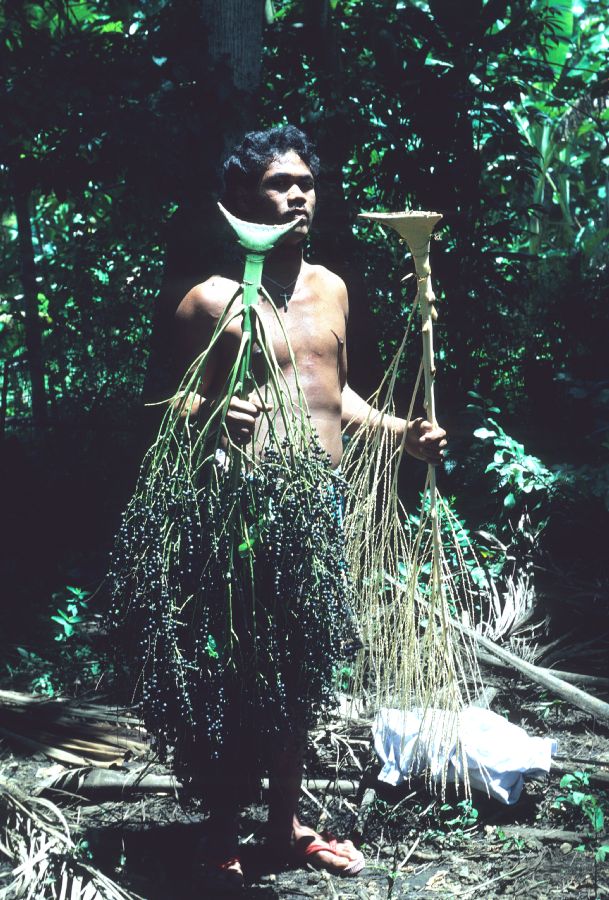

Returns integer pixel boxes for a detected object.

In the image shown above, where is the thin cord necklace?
[262,271,300,309]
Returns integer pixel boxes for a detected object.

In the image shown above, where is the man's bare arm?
[173,281,268,441]
[341,384,403,437]
[170,283,218,418]
[341,384,446,464]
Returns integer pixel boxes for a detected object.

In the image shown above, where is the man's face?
[252,150,316,244]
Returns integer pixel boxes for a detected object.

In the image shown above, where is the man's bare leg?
[200,762,243,882]
[266,728,306,855]
[266,729,363,875]
[207,802,241,862]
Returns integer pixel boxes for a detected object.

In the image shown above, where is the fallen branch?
[477,652,609,691]
[442,613,609,725]
[554,754,609,768]
[551,761,609,789]
[385,578,609,723]
[353,787,377,840]
[491,825,589,844]
[39,767,360,801]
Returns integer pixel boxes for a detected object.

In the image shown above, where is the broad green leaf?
[473,427,497,440]
[589,806,604,832]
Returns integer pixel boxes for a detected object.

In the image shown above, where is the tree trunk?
[303,1,386,397]
[201,0,265,91]
[13,185,47,426]
[144,0,266,411]
[0,360,9,437]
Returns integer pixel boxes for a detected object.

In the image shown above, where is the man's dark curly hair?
[222,125,320,212]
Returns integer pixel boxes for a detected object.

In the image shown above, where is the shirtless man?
[174,126,446,887]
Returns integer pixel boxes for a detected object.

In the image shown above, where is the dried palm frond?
[0,691,146,767]
[480,572,537,645]
[0,781,140,900]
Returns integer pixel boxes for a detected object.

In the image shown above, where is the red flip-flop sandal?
[295,832,365,877]
[197,855,244,894]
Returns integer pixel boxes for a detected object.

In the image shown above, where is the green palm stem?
[146,296,245,479]
[149,205,311,484]
[205,205,305,649]
[146,207,302,517]
[216,202,300,468]
[126,206,308,659]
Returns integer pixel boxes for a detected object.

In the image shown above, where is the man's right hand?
[225,394,271,443]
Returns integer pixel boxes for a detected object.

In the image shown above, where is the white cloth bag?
[373,706,557,804]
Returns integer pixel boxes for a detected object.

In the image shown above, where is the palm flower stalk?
[108,205,357,775]
[343,210,482,789]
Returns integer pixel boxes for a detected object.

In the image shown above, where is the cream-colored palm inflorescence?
[343,210,484,793]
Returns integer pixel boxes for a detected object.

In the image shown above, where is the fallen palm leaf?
[0,780,141,899]
[481,572,537,644]
[0,691,146,767]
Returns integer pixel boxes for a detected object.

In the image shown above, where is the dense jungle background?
[0,1,608,897]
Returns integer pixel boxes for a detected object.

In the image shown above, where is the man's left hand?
[405,417,447,465]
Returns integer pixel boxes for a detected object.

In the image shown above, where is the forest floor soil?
[1,671,608,899]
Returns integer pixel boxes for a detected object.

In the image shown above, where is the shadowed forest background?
[1,0,608,695]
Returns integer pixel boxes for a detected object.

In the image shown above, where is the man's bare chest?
[218,291,345,374]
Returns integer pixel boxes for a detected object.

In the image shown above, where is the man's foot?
[194,827,244,895]
[291,825,365,877]
[195,855,244,895]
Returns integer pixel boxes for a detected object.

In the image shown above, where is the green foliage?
[2,0,608,425]
[420,798,481,847]
[3,585,107,697]
[76,840,94,864]
[1,184,162,420]
[263,1,609,412]
[474,417,557,511]
[495,828,527,852]
[552,771,607,835]
[509,0,609,258]
[0,0,220,424]
[204,634,219,660]
[265,0,609,399]
[406,491,504,608]
[51,585,90,642]
[440,799,479,830]
[334,663,353,692]
[31,671,57,698]
[472,389,609,543]
[368,793,480,850]
[0,0,606,423]
[7,647,58,697]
